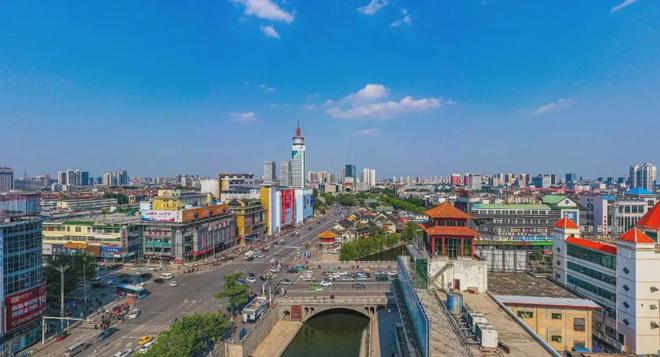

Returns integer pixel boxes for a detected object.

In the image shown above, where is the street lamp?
[53,264,70,331]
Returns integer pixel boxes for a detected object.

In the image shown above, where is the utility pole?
[54,264,70,331]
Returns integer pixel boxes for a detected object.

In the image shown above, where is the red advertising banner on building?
[5,283,47,331]
[281,189,295,225]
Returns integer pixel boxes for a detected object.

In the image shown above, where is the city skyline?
[2,1,660,177]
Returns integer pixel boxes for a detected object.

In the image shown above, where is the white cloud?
[351,128,381,137]
[348,84,389,103]
[327,96,441,119]
[533,99,574,116]
[232,0,294,23]
[610,0,636,13]
[230,112,258,123]
[260,83,276,92]
[391,9,412,27]
[260,25,280,38]
[357,0,389,15]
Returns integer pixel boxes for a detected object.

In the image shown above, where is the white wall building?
[290,124,306,189]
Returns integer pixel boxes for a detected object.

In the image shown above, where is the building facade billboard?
[140,210,181,223]
[4,283,47,332]
[280,189,295,226]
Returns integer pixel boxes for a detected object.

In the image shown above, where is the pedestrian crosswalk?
[124,322,171,337]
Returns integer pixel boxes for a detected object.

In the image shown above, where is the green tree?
[339,232,403,261]
[215,272,251,313]
[102,192,129,204]
[44,252,97,305]
[401,222,421,241]
[141,311,229,357]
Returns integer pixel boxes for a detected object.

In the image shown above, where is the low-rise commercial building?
[228,199,266,244]
[142,205,235,264]
[42,213,143,262]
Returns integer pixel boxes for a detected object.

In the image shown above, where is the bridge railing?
[276,296,388,305]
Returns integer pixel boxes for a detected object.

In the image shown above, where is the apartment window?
[573,318,586,332]
[618,333,625,344]
[551,313,562,320]
[623,302,630,308]
[517,310,534,319]
[623,319,630,326]
[623,284,629,291]
[623,267,629,274]
[573,341,586,349]
[551,335,562,343]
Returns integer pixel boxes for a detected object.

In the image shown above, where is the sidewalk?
[251,320,302,357]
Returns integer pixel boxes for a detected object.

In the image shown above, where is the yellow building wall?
[511,306,593,351]
[259,187,271,234]
[152,197,185,210]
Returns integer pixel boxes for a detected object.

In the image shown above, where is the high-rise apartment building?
[103,170,129,187]
[263,161,276,184]
[361,168,376,187]
[629,163,657,192]
[290,124,306,189]
[279,161,292,187]
[0,167,13,193]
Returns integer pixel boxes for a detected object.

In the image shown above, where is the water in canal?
[360,245,409,261]
[282,310,369,357]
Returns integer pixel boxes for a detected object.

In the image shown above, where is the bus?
[116,283,149,299]
[242,296,268,323]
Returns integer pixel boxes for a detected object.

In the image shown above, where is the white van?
[160,272,173,280]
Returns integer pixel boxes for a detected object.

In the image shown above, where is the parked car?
[319,279,332,287]
[168,281,179,287]
[154,278,164,284]
[246,275,256,283]
[127,309,141,319]
[352,283,367,289]
[279,278,293,285]
[139,340,156,353]
[97,327,118,341]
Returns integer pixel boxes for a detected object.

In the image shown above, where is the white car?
[320,280,332,287]
[139,340,156,353]
[246,275,256,283]
[114,348,133,357]
[168,280,179,287]
[127,309,141,319]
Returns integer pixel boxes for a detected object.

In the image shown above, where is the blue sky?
[1,0,659,179]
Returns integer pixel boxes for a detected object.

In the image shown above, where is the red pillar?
[441,237,446,256]
[460,239,464,257]
[471,238,475,258]
[431,237,436,256]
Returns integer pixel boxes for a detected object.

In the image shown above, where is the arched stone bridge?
[275,295,389,322]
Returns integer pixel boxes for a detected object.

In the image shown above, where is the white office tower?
[290,123,306,189]
[263,161,276,184]
[630,163,657,192]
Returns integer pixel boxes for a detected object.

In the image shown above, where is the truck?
[242,296,269,323]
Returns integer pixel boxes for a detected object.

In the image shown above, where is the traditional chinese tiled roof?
[424,202,472,220]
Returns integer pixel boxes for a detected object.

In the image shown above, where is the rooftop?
[423,225,479,237]
[625,187,654,196]
[637,201,660,230]
[493,295,601,310]
[488,272,581,298]
[541,194,567,204]
[618,227,655,244]
[472,203,550,210]
[47,213,141,225]
[566,237,617,255]
[424,201,472,219]
[553,217,579,229]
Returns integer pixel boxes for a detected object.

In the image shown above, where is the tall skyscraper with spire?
[291,122,306,189]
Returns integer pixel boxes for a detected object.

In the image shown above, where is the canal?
[360,245,409,261]
[281,310,369,357]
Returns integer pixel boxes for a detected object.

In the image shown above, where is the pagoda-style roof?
[638,202,660,230]
[553,217,579,230]
[424,202,472,220]
[618,227,655,244]
[423,225,478,237]
[318,230,337,239]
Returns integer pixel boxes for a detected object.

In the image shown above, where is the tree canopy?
[44,252,97,304]
[214,272,251,313]
[140,311,229,357]
[339,232,402,261]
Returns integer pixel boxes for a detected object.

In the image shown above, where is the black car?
[154,278,165,284]
[97,327,118,341]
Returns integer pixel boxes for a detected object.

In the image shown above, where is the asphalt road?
[36,206,348,357]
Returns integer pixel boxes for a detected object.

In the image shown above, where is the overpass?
[276,295,389,322]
